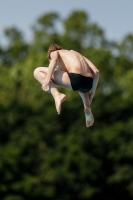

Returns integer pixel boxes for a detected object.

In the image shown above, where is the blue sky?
[0,0,133,45]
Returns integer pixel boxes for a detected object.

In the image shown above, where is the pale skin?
[34,49,99,127]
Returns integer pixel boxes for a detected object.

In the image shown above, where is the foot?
[53,93,66,114]
[84,106,94,127]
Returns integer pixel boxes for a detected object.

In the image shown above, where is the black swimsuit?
[68,73,93,93]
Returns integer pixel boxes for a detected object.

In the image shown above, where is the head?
[47,44,63,60]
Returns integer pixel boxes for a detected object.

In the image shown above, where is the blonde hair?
[47,44,63,60]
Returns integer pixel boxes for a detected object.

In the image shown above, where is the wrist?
[45,80,50,84]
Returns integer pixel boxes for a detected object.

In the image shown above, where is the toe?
[86,119,94,127]
[57,106,61,114]
[86,121,91,127]
[89,119,94,127]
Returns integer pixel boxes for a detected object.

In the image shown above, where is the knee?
[33,67,40,79]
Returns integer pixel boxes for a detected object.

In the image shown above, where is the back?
[57,50,93,77]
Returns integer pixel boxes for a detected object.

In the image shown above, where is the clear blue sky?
[0,0,133,45]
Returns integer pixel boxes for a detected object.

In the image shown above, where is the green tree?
[0,10,133,200]
[1,27,28,66]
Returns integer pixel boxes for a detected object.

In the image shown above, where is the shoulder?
[50,51,59,60]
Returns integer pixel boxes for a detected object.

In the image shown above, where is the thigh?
[35,67,72,90]
[52,70,72,90]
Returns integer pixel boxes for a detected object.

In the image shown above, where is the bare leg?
[78,92,94,127]
[34,67,72,114]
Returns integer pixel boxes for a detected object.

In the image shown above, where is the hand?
[89,92,94,105]
[42,81,50,92]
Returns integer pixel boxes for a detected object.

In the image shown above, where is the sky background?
[0,0,133,45]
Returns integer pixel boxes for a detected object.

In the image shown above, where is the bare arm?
[83,56,100,95]
[45,51,58,83]
[42,51,58,92]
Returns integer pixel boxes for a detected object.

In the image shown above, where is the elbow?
[96,70,100,74]
[94,70,100,75]
[51,58,58,64]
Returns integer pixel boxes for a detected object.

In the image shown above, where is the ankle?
[84,105,90,109]
[84,106,91,112]
[51,90,60,98]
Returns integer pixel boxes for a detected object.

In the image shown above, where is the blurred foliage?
[0,10,133,200]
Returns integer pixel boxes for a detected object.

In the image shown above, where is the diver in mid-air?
[34,44,99,127]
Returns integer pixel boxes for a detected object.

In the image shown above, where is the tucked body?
[34,44,99,127]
